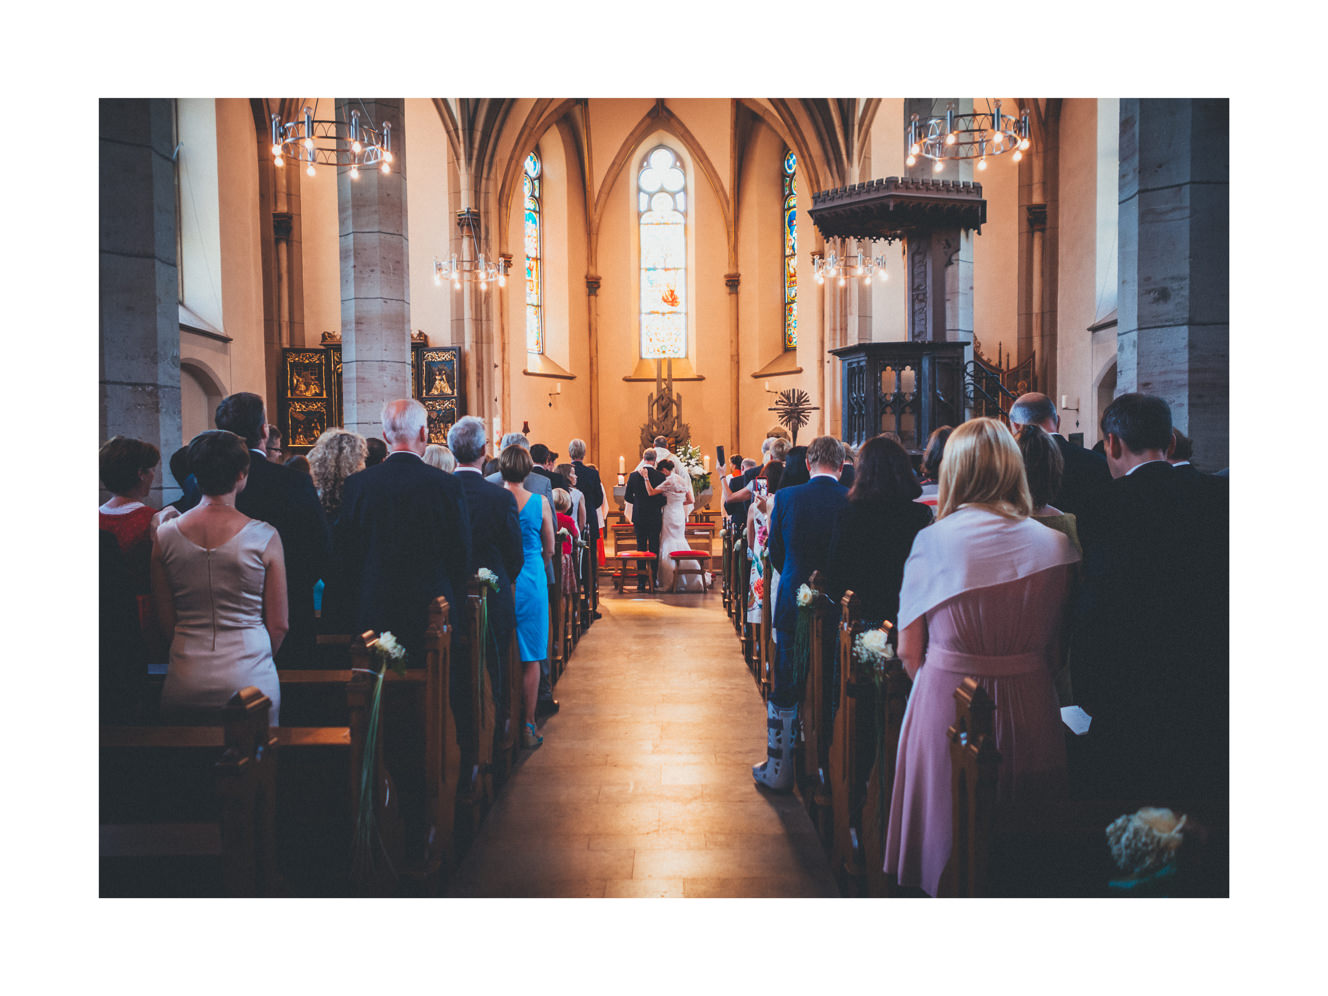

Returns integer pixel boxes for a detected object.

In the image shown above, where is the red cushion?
[615,551,657,559]
[669,550,711,559]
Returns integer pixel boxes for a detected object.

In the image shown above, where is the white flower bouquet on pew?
[852,626,896,671]
[476,567,499,591]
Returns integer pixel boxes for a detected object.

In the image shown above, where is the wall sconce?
[763,380,777,394]
[548,382,562,407]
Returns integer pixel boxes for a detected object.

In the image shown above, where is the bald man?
[1009,392,1110,522]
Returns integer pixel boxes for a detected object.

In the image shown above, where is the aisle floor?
[445,585,839,897]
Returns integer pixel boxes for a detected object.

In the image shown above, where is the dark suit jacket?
[532,466,571,494]
[823,497,933,628]
[768,475,850,632]
[454,468,522,646]
[624,467,666,526]
[1071,460,1229,799]
[235,449,329,667]
[327,452,473,660]
[1053,434,1111,523]
[572,460,604,540]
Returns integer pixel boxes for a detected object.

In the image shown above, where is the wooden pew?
[829,590,869,893]
[800,570,836,839]
[100,687,281,897]
[455,578,498,817]
[859,653,911,897]
[758,550,774,699]
[937,677,1001,898]
[550,530,568,681]
[720,521,732,613]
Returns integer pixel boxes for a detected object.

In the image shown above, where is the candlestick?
[617,473,626,486]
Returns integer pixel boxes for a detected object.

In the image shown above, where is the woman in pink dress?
[883,418,1080,896]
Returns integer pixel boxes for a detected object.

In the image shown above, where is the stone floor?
[445,584,839,898]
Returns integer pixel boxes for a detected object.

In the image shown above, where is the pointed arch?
[495,99,585,244]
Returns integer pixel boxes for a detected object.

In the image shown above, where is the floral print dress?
[747,500,772,624]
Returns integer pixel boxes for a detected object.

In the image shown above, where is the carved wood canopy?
[808,177,987,240]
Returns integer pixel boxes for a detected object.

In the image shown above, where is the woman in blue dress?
[499,444,554,749]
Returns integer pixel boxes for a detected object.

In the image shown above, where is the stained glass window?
[639,145,687,358]
[524,151,543,354]
[783,149,797,350]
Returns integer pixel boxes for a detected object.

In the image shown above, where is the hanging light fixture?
[813,239,891,287]
[434,208,508,292]
[270,103,392,179]
[906,100,1030,173]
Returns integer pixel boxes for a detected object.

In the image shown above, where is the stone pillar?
[586,274,601,459]
[100,98,181,505]
[337,98,410,440]
[1118,99,1229,469]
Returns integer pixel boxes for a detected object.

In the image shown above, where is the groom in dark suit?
[760,435,849,790]
[624,448,666,586]
[214,392,329,668]
[328,399,472,662]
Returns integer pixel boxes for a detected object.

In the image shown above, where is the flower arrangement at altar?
[677,442,710,493]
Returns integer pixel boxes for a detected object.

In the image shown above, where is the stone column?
[337,98,410,440]
[586,274,601,459]
[1117,99,1229,469]
[100,98,181,505]
[725,272,740,453]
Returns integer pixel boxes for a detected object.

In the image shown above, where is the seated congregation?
[99,395,603,896]
[720,391,1228,897]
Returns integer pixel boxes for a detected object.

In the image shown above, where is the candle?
[764,381,772,393]
[703,455,710,472]
[619,455,626,473]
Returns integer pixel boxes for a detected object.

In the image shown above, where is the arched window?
[783,149,797,350]
[524,151,543,355]
[638,145,687,358]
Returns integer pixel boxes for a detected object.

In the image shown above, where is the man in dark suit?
[568,438,603,544]
[761,435,849,790]
[1010,392,1111,523]
[623,449,666,586]
[328,399,472,663]
[448,415,523,771]
[530,443,571,493]
[1070,393,1229,803]
[214,392,329,668]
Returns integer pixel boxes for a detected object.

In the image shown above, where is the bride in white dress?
[637,457,701,591]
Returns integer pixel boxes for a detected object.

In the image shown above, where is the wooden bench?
[800,570,837,841]
[757,549,774,699]
[829,590,870,892]
[100,687,282,897]
[936,677,1001,897]
[454,578,498,819]
[858,649,912,898]
[720,521,733,613]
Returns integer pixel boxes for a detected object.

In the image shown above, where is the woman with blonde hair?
[883,417,1080,895]
[423,444,457,473]
[307,428,367,525]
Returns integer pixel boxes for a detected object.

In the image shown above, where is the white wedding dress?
[656,467,703,592]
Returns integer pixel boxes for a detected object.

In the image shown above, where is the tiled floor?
[445,585,839,898]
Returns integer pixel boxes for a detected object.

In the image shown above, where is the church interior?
[77,53,1271,974]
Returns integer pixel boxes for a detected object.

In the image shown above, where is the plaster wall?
[177,99,223,332]
[971,110,1020,367]
[405,98,451,345]
[867,100,908,344]
[301,97,341,345]
[214,98,266,398]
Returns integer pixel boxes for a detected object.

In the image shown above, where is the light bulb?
[933,159,944,172]
[479,278,487,290]
[977,157,988,171]
[306,163,315,177]
[1020,138,1031,151]
[304,137,314,151]
[381,162,390,174]
[498,274,506,287]
[1012,149,1023,163]
[350,165,359,179]
[384,151,393,163]
[352,140,362,154]
[453,277,460,289]
[945,132,956,146]
[992,131,1004,147]
[815,272,824,285]
[905,154,917,167]
[838,275,846,287]
[863,274,872,285]
[909,143,920,156]
[270,143,282,156]
[274,155,284,168]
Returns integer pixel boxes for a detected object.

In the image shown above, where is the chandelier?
[434,209,509,292]
[813,240,891,287]
[269,104,393,180]
[906,100,1031,173]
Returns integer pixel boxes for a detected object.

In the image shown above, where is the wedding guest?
[424,443,457,473]
[568,437,604,548]
[779,445,810,489]
[364,437,388,468]
[918,425,952,503]
[325,399,472,662]
[100,435,162,654]
[531,443,571,492]
[745,459,785,630]
[1167,428,1199,475]
[285,454,311,476]
[555,462,588,539]
[500,443,554,749]
[215,392,329,668]
[757,435,848,791]
[165,445,200,514]
[552,488,579,556]
[728,439,788,506]
[823,435,932,630]
[838,441,857,490]
[884,418,1080,896]
[1071,393,1229,802]
[265,427,285,464]
[307,428,367,525]
[448,416,523,743]
[1009,392,1110,523]
[152,430,287,725]
[1017,424,1081,553]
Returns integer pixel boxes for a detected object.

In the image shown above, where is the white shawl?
[896,505,1081,630]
